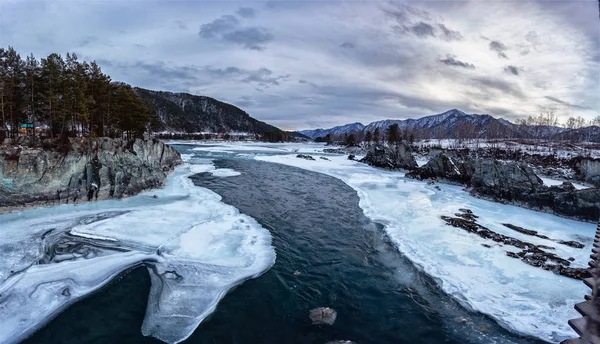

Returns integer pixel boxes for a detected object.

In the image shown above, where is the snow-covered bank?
[0,158,275,344]
[254,152,595,343]
[540,176,590,190]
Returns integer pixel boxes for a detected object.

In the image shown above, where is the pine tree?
[364,130,372,144]
[373,127,380,144]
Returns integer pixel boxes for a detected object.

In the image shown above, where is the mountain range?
[133,89,598,143]
[298,109,600,142]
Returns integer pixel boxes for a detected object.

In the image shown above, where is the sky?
[1,0,599,130]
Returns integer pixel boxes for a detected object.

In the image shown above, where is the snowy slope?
[299,109,599,142]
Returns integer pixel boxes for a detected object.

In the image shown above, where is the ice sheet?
[0,160,275,344]
[252,151,595,343]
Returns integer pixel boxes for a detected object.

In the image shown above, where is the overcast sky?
[1,0,599,130]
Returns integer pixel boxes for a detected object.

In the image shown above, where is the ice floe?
[0,160,275,344]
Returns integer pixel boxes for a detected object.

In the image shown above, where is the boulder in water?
[309,307,337,325]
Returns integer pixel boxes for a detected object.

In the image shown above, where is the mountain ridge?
[296,109,599,142]
[134,88,285,137]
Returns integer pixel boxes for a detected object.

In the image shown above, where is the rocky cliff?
[407,153,599,222]
[0,138,182,211]
[360,143,418,170]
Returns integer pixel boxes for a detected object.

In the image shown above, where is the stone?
[296,154,315,161]
[442,209,591,280]
[359,143,417,170]
[406,153,473,184]
[309,307,337,325]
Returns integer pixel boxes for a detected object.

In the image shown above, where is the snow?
[0,157,275,344]
[69,230,118,241]
[247,147,596,343]
[210,168,241,177]
[540,177,590,190]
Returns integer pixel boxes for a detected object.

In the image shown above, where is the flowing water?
[22,145,545,344]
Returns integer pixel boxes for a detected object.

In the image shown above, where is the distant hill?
[135,88,284,137]
[286,131,312,141]
[298,109,600,142]
[298,122,365,139]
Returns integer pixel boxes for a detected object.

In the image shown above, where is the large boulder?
[552,188,600,221]
[575,158,600,187]
[470,159,543,201]
[360,143,417,170]
[406,153,474,184]
[470,159,599,222]
[309,307,337,325]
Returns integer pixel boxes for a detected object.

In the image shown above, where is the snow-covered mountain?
[362,109,504,137]
[297,109,599,142]
[298,122,365,139]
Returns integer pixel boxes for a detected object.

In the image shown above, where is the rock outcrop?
[575,158,600,187]
[470,159,543,201]
[442,209,590,280]
[360,143,417,170]
[406,153,473,184]
[407,155,599,221]
[470,160,599,221]
[0,138,182,210]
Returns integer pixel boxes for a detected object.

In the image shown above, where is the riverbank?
[0,137,182,213]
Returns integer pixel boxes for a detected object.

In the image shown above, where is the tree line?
[0,46,157,140]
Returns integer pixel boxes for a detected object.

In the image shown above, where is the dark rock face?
[0,138,182,210]
[405,153,473,184]
[574,158,600,187]
[442,209,590,280]
[470,159,543,200]
[359,144,417,170]
[471,160,600,222]
[407,155,599,222]
[296,154,316,161]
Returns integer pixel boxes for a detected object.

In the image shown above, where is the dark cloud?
[222,27,273,50]
[204,66,244,77]
[299,79,318,88]
[489,40,508,59]
[199,15,239,38]
[386,5,462,42]
[439,55,475,69]
[235,95,255,107]
[199,13,273,50]
[242,68,289,86]
[472,76,525,99]
[383,3,433,22]
[340,42,354,49]
[175,20,188,30]
[236,7,256,18]
[504,65,519,75]
[544,96,591,110]
[410,22,436,38]
[437,24,463,41]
